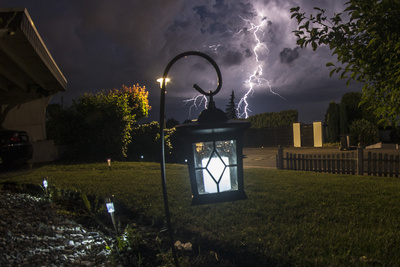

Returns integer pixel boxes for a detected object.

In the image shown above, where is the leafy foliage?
[247,110,298,128]
[127,121,161,162]
[47,84,150,160]
[340,92,365,134]
[325,101,340,142]
[325,92,378,139]
[127,121,183,163]
[291,0,400,126]
[349,118,379,146]
[165,118,180,129]
[114,224,144,265]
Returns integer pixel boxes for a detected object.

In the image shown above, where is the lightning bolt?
[181,13,285,120]
[182,94,208,119]
[236,14,286,118]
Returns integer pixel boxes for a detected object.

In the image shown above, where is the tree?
[324,92,378,137]
[247,110,298,128]
[325,101,340,142]
[166,118,179,128]
[110,84,150,121]
[349,119,379,146]
[341,92,363,125]
[340,92,362,134]
[47,84,150,160]
[225,90,238,119]
[128,121,161,162]
[291,0,400,126]
[127,121,184,163]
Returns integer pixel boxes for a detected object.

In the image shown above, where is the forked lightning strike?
[183,94,208,119]
[236,14,285,119]
[182,12,285,120]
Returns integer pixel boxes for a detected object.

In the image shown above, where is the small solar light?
[42,177,48,196]
[43,177,48,189]
[105,196,117,233]
[106,201,115,213]
[107,158,111,170]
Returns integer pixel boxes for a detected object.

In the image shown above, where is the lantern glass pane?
[193,142,213,168]
[216,140,237,165]
[193,140,238,195]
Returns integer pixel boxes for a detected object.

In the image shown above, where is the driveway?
[242,146,400,169]
[243,147,279,169]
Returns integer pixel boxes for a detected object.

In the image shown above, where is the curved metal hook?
[161,51,222,97]
[158,51,222,267]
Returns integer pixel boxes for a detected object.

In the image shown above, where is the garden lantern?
[176,105,249,205]
[159,51,250,266]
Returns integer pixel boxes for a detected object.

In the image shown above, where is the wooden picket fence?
[276,147,400,178]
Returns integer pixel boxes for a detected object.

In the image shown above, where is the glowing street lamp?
[157,77,170,88]
[159,51,250,266]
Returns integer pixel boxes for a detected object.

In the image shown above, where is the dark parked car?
[0,130,33,167]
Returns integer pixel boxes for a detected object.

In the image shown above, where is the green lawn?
[2,162,400,265]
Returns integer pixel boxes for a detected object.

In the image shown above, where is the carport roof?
[0,7,67,105]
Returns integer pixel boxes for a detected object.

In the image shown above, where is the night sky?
[1,0,362,124]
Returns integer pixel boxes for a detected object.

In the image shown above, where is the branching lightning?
[236,14,285,119]
[182,94,208,119]
[181,12,285,120]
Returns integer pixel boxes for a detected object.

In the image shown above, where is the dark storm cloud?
[244,48,253,58]
[1,0,360,124]
[279,47,300,64]
[193,0,257,36]
[222,50,244,66]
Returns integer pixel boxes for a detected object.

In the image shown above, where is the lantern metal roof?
[0,7,67,105]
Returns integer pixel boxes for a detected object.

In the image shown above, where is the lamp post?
[159,51,250,266]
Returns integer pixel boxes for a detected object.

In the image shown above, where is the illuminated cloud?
[2,0,360,123]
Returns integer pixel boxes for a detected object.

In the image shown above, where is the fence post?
[277,146,284,169]
[357,147,364,176]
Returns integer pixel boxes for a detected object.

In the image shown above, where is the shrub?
[247,110,298,128]
[390,127,400,144]
[127,122,161,162]
[349,119,379,146]
[47,85,150,161]
[325,101,340,142]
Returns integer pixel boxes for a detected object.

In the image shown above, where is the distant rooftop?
[0,7,67,105]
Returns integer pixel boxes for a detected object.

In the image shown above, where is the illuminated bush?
[47,84,150,161]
